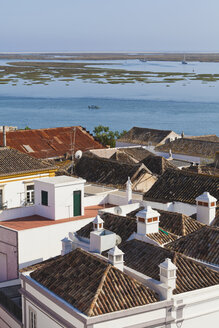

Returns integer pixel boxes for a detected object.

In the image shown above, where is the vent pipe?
[3,126,6,147]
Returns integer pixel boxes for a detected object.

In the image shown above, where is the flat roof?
[84,184,117,195]
[34,175,86,185]
[0,205,113,231]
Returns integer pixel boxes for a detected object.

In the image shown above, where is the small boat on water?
[139,58,147,62]
[182,55,188,64]
[88,105,100,109]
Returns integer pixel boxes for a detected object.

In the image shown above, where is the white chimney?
[61,237,72,255]
[159,258,177,290]
[108,246,124,271]
[195,192,217,225]
[126,176,132,204]
[93,215,104,231]
[168,149,172,159]
[136,206,160,235]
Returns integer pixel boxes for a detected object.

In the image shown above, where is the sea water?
[0,60,219,135]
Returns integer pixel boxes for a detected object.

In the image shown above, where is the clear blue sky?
[1,0,218,52]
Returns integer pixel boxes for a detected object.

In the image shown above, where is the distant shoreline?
[1,52,219,62]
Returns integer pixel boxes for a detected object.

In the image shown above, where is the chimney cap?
[108,246,124,257]
[159,258,177,271]
[136,206,160,220]
[196,192,217,203]
[93,215,104,225]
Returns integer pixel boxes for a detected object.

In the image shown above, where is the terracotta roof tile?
[77,212,178,245]
[30,248,159,316]
[117,127,174,146]
[156,138,219,159]
[141,155,177,176]
[0,148,55,176]
[144,168,219,205]
[166,226,219,266]
[120,239,219,294]
[0,126,104,159]
[75,155,153,189]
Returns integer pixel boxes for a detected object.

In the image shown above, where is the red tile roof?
[0,205,113,231]
[0,126,104,159]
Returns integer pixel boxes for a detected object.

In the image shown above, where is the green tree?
[93,125,127,147]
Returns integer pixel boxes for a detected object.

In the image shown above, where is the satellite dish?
[75,150,82,159]
[114,206,122,215]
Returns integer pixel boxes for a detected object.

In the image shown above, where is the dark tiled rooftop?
[156,138,219,159]
[0,148,56,176]
[117,127,174,146]
[141,155,177,176]
[166,226,219,266]
[75,155,152,189]
[144,168,219,205]
[77,212,178,245]
[120,239,219,294]
[30,248,159,316]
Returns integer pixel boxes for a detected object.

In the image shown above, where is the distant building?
[0,126,104,160]
[156,137,219,164]
[116,127,180,150]
[75,154,157,192]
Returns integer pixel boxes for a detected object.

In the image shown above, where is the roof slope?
[166,226,219,265]
[117,127,174,146]
[30,248,159,316]
[110,150,137,164]
[0,148,55,176]
[75,155,152,188]
[141,155,176,176]
[120,239,219,294]
[0,126,103,159]
[188,135,219,142]
[77,212,177,245]
[156,138,219,159]
[77,213,137,241]
[122,147,155,161]
[144,168,219,204]
[158,210,204,236]
[127,207,203,237]
[211,208,219,227]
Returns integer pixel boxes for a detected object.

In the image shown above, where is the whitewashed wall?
[18,217,94,269]
[0,305,21,328]
[0,173,51,211]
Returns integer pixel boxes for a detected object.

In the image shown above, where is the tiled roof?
[157,210,204,236]
[110,150,137,164]
[188,135,219,142]
[120,239,219,294]
[77,213,137,242]
[156,138,219,159]
[144,168,219,205]
[77,212,178,245]
[127,207,203,237]
[211,208,219,227]
[30,248,159,316]
[0,126,104,159]
[141,155,177,176]
[75,155,153,189]
[121,147,154,161]
[166,226,219,266]
[0,148,56,176]
[117,127,174,146]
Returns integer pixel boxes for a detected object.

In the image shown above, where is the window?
[26,185,34,204]
[94,224,97,229]
[153,217,158,222]
[147,218,153,223]
[41,190,48,206]
[198,201,208,207]
[99,223,102,228]
[29,307,37,328]
[138,217,145,223]
[211,202,216,207]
